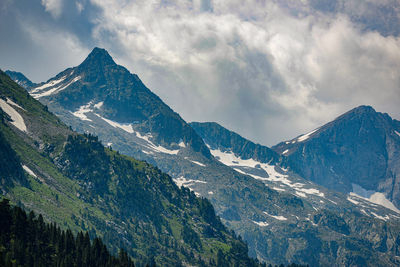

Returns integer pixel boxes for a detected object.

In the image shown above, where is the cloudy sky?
[1,0,400,146]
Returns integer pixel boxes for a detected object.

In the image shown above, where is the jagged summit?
[78,47,117,69]
[350,105,375,112]
[337,105,377,119]
[24,48,212,157]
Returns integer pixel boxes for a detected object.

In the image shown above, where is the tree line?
[0,198,136,267]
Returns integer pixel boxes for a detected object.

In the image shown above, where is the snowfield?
[72,102,93,122]
[31,75,67,92]
[32,76,81,98]
[296,128,319,142]
[252,221,269,227]
[0,98,27,132]
[209,146,325,198]
[263,211,287,221]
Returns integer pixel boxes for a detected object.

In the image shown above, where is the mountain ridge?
[0,69,260,266]
[190,121,281,165]
[7,49,400,266]
[4,70,36,89]
[272,104,400,209]
[26,47,211,157]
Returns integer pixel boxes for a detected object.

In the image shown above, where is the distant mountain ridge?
[190,122,280,165]
[4,70,36,89]
[273,105,400,209]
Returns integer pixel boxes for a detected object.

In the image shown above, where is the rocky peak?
[78,47,117,70]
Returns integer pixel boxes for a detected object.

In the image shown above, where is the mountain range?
[4,47,400,266]
[0,69,259,266]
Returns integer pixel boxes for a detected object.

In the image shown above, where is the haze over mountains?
[3,47,400,266]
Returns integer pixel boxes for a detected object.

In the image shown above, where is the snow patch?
[252,221,269,227]
[211,147,325,198]
[297,128,319,142]
[371,212,389,221]
[72,102,93,122]
[190,160,206,167]
[22,165,37,178]
[31,75,67,92]
[32,76,81,98]
[351,184,400,214]
[360,209,369,216]
[173,176,207,189]
[208,191,214,195]
[347,196,359,205]
[282,149,289,155]
[133,131,180,155]
[370,192,400,213]
[94,101,104,109]
[297,187,324,197]
[209,148,261,167]
[151,145,180,155]
[178,141,186,148]
[135,131,152,142]
[295,191,307,198]
[0,99,27,132]
[95,114,134,134]
[264,212,287,221]
[273,187,285,192]
[395,130,400,137]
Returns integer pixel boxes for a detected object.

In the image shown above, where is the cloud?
[76,1,85,14]
[1,0,400,145]
[0,0,99,81]
[41,0,63,18]
[86,0,400,145]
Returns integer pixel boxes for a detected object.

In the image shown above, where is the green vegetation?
[0,198,135,267]
[0,70,262,266]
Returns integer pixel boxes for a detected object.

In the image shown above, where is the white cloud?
[19,20,89,81]
[76,0,84,13]
[4,0,400,146]
[85,0,400,145]
[41,0,63,18]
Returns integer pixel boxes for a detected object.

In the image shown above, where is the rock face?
[273,106,400,208]
[28,47,210,156]
[190,120,400,267]
[190,121,280,164]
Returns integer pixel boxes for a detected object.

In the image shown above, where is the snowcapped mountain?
[28,47,210,158]
[191,121,400,220]
[7,49,400,266]
[273,106,400,211]
[0,70,261,266]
